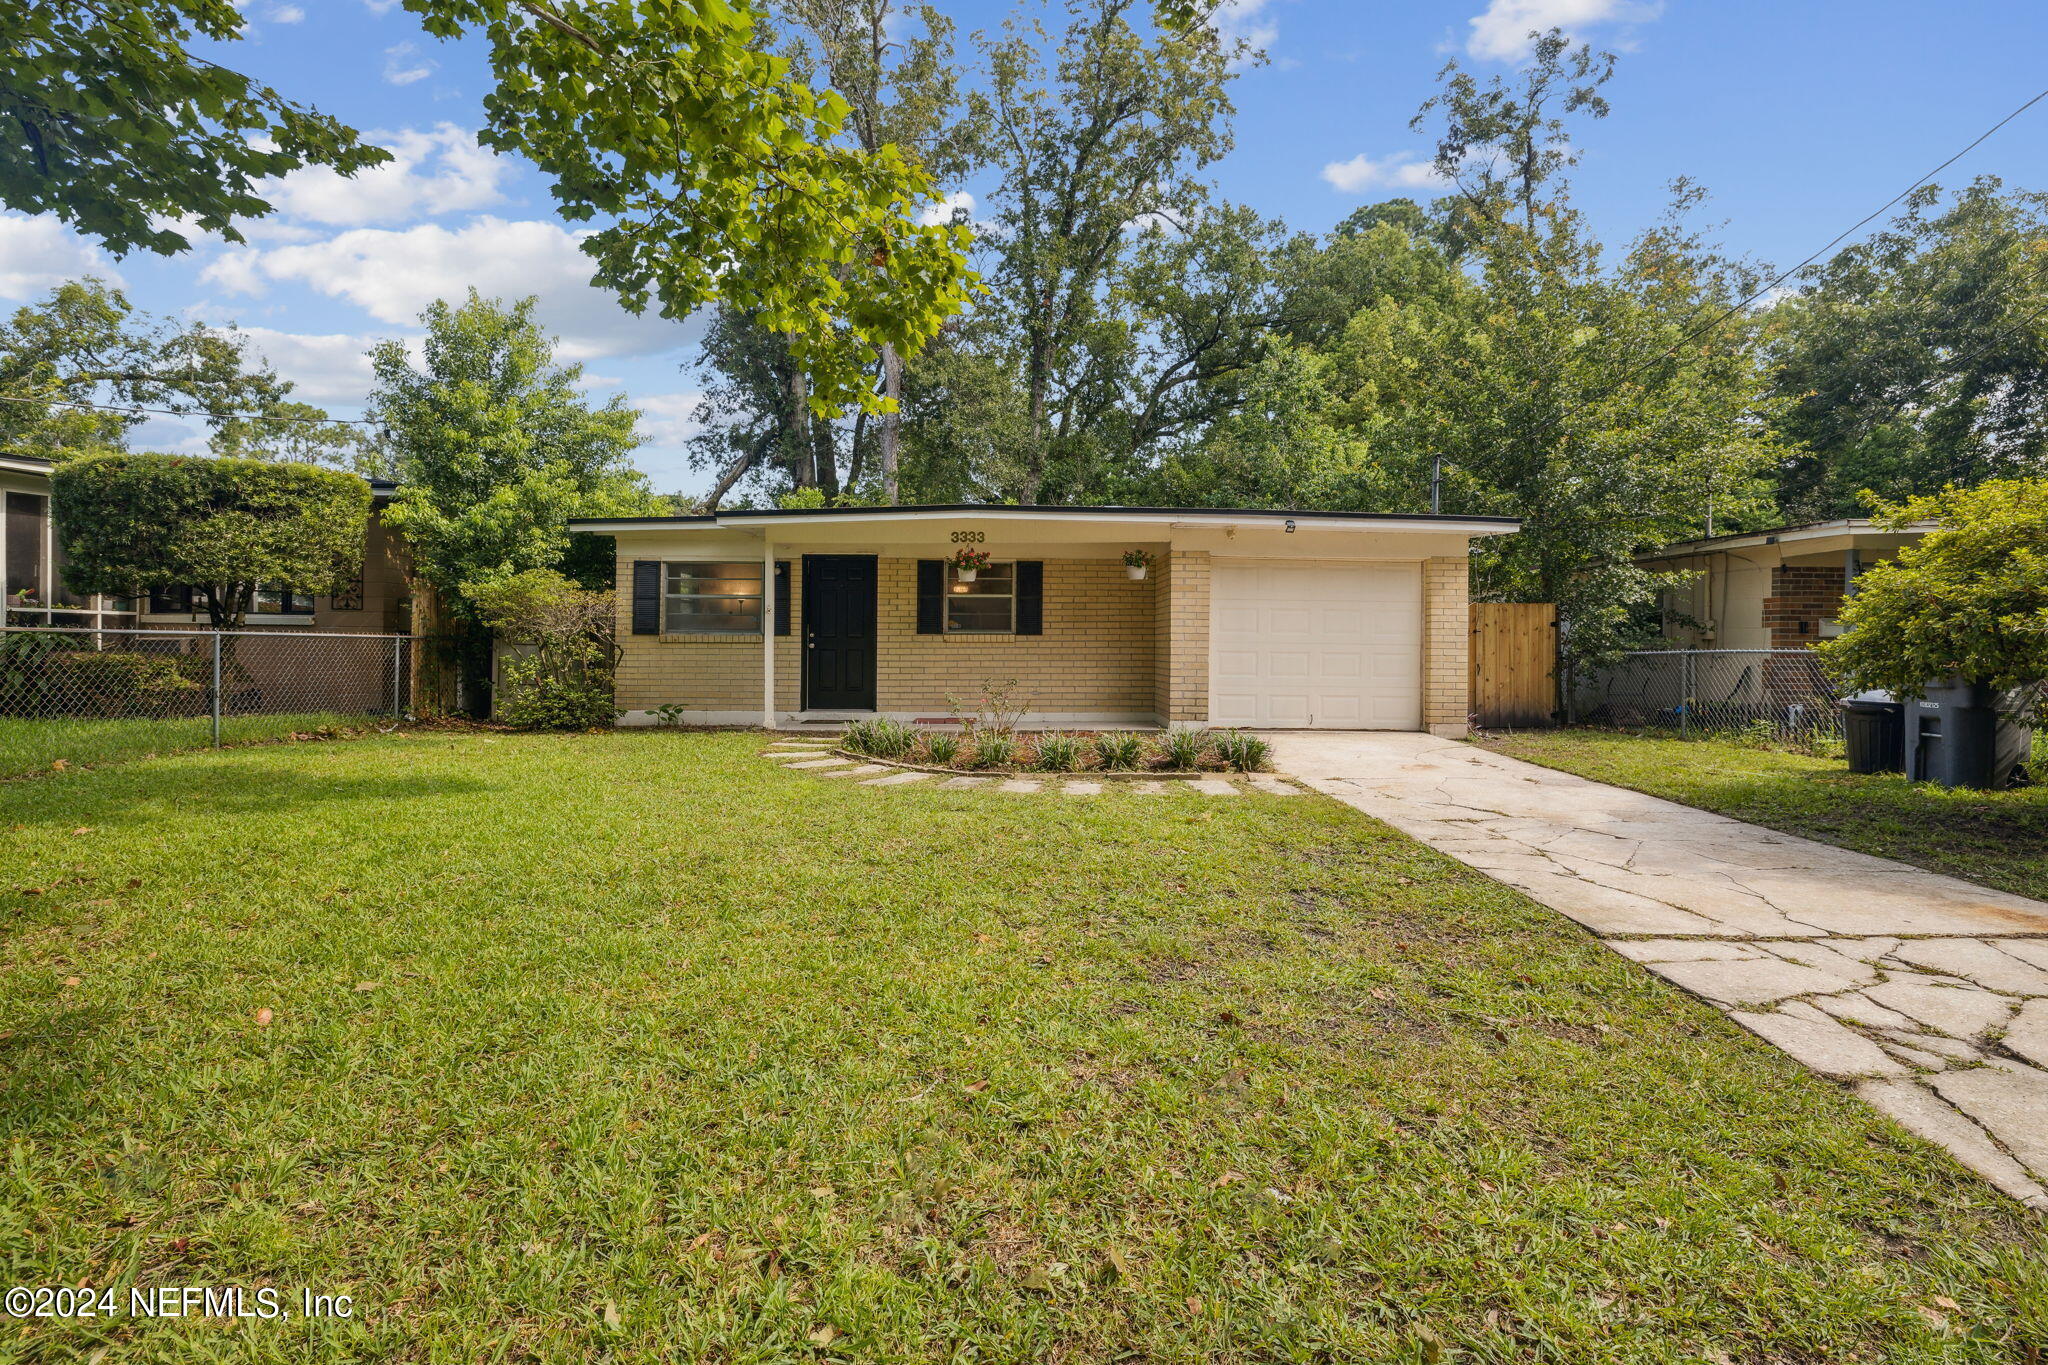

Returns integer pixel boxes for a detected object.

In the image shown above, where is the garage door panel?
[1209,560,1422,730]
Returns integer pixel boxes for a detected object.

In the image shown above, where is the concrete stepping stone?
[998,779,1042,794]
[1886,938,2048,996]
[1932,1064,2048,1179]
[863,770,936,786]
[816,763,888,778]
[782,758,855,770]
[1191,779,1239,796]
[1063,781,1103,796]
[2007,999,2048,1068]
[937,776,994,790]
[1131,781,1167,794]
[1861,980,2014,1039]
[1247,776,1301,796]
[764,750,835,761]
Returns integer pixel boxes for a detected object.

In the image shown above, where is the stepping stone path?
[756,741,1303,801]
[1269,729,2048,1213]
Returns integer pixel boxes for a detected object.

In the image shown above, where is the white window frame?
[2,486,135,631]
[944,561,1016,635]
[664,560,765,635]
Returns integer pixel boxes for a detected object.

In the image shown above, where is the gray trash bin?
[1839,691,1903,775]
[1904,680,2033,790]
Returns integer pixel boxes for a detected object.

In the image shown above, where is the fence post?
[210,632,223,748]
[1679,650,1692,740]
[391,635,404,718]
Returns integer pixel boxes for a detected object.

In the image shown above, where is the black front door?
[802,555,877,710]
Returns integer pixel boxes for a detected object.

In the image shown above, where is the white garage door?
[1209,560,1423,729]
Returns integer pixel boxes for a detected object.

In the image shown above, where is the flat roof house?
[572,504,1519,736]
[1640,517,1934,651]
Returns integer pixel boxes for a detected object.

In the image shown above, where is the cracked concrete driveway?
[1268,730,2048,1211]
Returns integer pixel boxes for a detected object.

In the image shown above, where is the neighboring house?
[570,504,1519,734]
[1640,518,1934,651]
[0,453,411,633]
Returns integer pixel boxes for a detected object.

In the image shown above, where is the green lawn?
[2,732,2043,1361]
[1479,728,2048,902]
[0,712,371,780]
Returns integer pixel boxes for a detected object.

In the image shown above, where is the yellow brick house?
[572,504,1518,736]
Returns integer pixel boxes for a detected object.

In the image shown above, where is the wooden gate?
[1469,603,1557,728]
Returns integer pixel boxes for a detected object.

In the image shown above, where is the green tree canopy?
[370,290,659,616]
[1817,479,2048,716]
[0,3,391,256]
[49,452,370,629]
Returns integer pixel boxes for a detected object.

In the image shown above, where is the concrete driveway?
[1266,729,2048,1210]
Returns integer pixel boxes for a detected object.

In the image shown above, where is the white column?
[761,534,776,729]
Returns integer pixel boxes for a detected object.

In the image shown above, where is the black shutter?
[1015,560,1043,635]
[774,561,790,636]
[917,559,943,634]
[631,560,661,635]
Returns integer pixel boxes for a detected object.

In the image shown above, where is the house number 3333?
[949,531,985,543]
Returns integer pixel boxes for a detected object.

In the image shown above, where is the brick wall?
[1763,565,1845,650]
[614,553,1153,721]
[1422,556,1470,737]
[1155,550,1209,724]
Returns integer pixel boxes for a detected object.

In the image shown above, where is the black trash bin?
[1904,679,2034,790]
[1839,691,1904,775]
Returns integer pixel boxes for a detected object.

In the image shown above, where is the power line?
[0,390,379,428]
[1584,82,2048,416]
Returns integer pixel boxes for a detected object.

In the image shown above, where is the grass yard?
[0,712,372,781]
[2,731,2044,1361]
[1478,728,2048,902]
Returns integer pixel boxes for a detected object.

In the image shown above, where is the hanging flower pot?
[1123,549,1154,581]
[950,546,991,582]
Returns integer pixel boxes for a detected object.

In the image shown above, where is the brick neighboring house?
[1639,518,1934,651]
[571,504,1519,735]
[1,452,411,634]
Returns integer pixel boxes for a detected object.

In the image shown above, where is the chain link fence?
[1568,649,1843,748]
[0,625,418,777]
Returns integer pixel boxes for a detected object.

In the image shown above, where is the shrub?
[1032,731,1082,771]
[1158,726,1209,770]
[1213,730,1271,772]
[494,659,618,730]
[922,732,961,766]
[842,717,915,758]
[648,702,688,728]
[1093,731,1144,770]
[0,636,208,719]
[970,731,1016,768]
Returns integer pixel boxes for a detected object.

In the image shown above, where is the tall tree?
[965,0,1237,502]
[1768,178,2048,518]
[0,278,360,460]
[369,291,658,707]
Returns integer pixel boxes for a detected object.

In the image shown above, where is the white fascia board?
[577,511,1518,537]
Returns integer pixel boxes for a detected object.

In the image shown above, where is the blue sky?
[10,0,2048,494]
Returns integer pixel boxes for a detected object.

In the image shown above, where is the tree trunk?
[786,353,815,489]
[879,342,903,504]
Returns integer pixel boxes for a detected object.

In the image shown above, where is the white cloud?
[201,216,701,360]
[231,327,390,405]
[259,124,507,227]
[267,4,305,21]
[1213,0,1279,66]
[383,42,436,86]
[363,0,402,11]
[0,215,120,300]
[634,392,707,449]
[1465,0,1661,62]
[1321,152,1448,195]
[918,192,975,227]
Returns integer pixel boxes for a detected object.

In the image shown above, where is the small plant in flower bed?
[1157,726,1210,770]
[970,731,1017,768]
[1093,731,1144,770]
[921,732,961,766]
[1213,729,1270,772]
[842,717,916,758]
[1031,732,1083,772]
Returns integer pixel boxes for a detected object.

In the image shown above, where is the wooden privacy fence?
[1469,602,1557,728]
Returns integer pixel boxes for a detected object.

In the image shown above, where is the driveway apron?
[1266,730,2048,1211]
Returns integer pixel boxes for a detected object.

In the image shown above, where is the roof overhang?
[1639,518,1935,563]
[0,454,54,477]
[569,504,1520,537]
